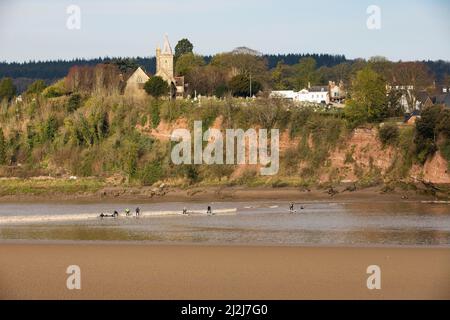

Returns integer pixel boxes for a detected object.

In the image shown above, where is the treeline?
[0,53,347,90]
[2,55,449,87]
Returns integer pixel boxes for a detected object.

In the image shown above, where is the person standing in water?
[182,207,187,215]
[125,208,131,216]
[207,205,212,215]
[135,207,140,217]
[289,202,294,213]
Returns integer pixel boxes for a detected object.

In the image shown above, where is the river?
[0,200,449,246]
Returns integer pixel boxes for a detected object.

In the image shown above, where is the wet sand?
[0,184,448,203]
[0,243,449,299]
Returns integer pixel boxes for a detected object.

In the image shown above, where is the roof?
[309,86,328,92]
[125,67,150,83]
[416,91,431,103]
[434,93,450,108]
[162,34,173,55]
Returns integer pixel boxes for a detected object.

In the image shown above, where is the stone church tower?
[155,35,184,99]
[156,34,174,83]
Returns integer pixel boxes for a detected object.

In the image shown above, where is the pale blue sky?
[0,0,449,62]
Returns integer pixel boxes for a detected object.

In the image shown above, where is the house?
[270,83,336,105]
[124,67,150,97]
[329,81,346,103]
[269,90,297,100]
[386,84,421,113]
[155,35,184,99]
[304,85,330,104]
[434,93,450,108]
[416,91,433,109]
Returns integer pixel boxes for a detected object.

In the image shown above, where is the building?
[124,67,150,97]
[329,81,346,103]
[155,35,184,99]
[123,35,184,99]
[434,93,450,108]
[305,85,330,104]
[416,91,433,109]
[270,84,333,105]
[269,90,298,100]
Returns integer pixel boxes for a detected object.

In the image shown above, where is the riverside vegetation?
[0,58,449,198]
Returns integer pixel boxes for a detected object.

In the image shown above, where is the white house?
[271,87,330,104]
[270,90,298,100]
[297,86,330,104]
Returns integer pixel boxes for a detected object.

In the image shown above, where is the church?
[125,35,185,99]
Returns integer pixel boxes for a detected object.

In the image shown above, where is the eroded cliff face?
[410,152,450,184]
[141,117,450,185]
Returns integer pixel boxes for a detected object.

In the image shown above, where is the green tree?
[144,76,169,99]
[0,128,6,165]
[41,115,59,143]
[139,162,163,186]
[0,78,17,102]
[344,67,388,126]
[293,57,318,90]
[229,74,262,97]
[149,100,161,127]
[175,53,205,76]
[174,38,194,62]
[415,105,442,163]
[379,123,399,146]
[25,80,47,95]
[67,93,82,112]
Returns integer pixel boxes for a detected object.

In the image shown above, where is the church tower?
[156,34,174,83]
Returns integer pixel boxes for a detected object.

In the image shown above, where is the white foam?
[0,208,237,225]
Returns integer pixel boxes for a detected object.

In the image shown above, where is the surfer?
[135,207,140,217]
[99,211,118,218]
[289,202,294,213]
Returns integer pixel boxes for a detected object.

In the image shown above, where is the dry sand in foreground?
[0,244,449,300]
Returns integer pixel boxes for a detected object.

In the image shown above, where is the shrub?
[144,76,169,98]
[43,80,66,98]
[67,93,82,112]
[379,123,399,145]
[139,162,163,186]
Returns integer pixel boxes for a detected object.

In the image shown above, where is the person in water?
[99,211,119,218]
[207,205,212,214]
[182,207,187,215]
[289,202,294,213]
[135,207,140,217]
[125,208,131,216]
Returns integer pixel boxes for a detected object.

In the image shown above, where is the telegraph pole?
[249,73,252,98]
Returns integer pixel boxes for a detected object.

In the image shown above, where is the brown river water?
[0,200,449,246]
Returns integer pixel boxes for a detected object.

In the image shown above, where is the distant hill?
[231,47,263,56]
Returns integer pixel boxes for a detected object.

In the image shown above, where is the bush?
[144,76,169,98]
[67,93,82,112]
[149,100,161,127]
[139,162,163,186]
[26,80,47,96]
[0,78,16,102]
[379,123,399,145]
[229,74,262,97]
[43,80,66,98]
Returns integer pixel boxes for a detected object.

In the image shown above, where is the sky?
[0,0,449,63]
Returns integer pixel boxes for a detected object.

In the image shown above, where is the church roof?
[162,34,173,55]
